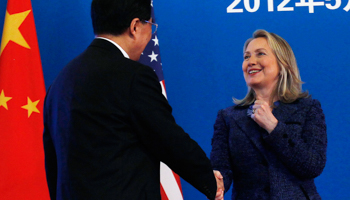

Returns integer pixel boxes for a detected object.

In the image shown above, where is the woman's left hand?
[251,100,278,133]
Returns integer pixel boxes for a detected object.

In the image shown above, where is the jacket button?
[264,186,270,193]
[288,139,295,147]
[260,159,268,166]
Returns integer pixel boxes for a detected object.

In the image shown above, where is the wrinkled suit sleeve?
[129,66,217,200]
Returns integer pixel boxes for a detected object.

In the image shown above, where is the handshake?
[214,170,224,200]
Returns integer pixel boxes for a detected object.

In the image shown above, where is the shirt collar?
[95,37,130,59]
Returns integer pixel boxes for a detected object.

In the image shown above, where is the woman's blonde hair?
[234,29,309,106]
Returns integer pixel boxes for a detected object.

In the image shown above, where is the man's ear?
[129,18,140,37]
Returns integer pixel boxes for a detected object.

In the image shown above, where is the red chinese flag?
[0,0,49,199]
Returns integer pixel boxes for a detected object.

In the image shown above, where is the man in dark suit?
[43,0,223,199]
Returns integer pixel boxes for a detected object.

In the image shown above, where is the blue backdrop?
[1,0,349,199]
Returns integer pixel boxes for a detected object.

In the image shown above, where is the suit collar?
[89,38,126,58]
[233,99,302,124]
[95,37,129,58]
[272,100,301,123]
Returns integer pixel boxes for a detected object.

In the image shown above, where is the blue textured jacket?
[210,98,327,200]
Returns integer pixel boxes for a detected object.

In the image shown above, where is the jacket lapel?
[232,101,301,154]
[232,107,266,153]
[272,101,300,123]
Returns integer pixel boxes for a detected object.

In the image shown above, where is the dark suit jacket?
[43,39,217,200]
[210,98,327,200]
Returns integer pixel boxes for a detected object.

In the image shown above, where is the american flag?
[138,2,184,200]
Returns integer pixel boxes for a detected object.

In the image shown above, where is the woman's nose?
[247,55,257,66]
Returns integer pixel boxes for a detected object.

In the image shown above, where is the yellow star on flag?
[0,10,31,56]
[0,90,12,110]
[21,97,40,117]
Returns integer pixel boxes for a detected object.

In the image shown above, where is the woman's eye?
[244,55,250,59]
[257,52,266,56]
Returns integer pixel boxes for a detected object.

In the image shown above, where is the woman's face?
[242,37,280,91]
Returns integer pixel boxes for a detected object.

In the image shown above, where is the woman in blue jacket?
[210,30,327,200]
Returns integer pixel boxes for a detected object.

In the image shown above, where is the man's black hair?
[91,0,151,36]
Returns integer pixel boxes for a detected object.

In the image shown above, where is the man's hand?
[214,170,224,200]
